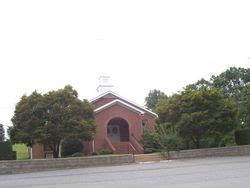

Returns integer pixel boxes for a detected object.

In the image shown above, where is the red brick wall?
[32,143,44,159]
[93,103,155,153]
[92,97,117,109]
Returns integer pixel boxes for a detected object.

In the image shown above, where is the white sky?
[0,0,249,132]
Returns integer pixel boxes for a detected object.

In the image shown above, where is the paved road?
[1,156,250,188]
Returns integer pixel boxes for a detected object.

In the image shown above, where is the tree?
[145,89,168,112]
[9,85,96,158]
[211,67,250,128]
[239,84,250,128]
[157,87,238,149]
[9,91,44,147]
[211,67,250,100]
[0,124,5,141]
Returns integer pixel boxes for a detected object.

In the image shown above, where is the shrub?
[99,149,113,155]
[156,133,183,151]
[61,138,83,157]
[235,128,250,145]
[140,130,161,151]
[0,140,15,160]
[71,152,85,157]
[91,152,98,155]
[140,127,183,153]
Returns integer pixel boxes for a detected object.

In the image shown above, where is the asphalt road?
[1,156,250,188]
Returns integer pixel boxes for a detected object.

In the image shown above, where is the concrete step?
[134,153,166,163]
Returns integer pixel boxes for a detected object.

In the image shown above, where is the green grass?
[12,144,29,160]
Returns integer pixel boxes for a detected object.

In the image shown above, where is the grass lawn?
[12,144,29,160]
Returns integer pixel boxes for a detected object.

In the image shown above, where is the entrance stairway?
[112,142,129,154]
[134,153,166,163]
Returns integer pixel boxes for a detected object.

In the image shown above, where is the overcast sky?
[0,0,249,131]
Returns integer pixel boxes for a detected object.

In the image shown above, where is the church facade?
[31,90,157,159]
[83,91,157,154]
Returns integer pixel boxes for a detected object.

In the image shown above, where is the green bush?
[61,138,83,157]
[0,140,15,160]
[99,149,113,155]
[156,133,183,151]
[235,128,250,145]
[71,152,85,157]
[140,130,161,151]
[91,152,98,155]
[141,126,183,152]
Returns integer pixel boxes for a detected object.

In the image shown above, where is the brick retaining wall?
[0,154,134,175]
[168,145,250,159]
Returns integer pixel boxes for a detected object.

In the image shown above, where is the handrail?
[128,142,136,155]
[130,134,144,153]
[104,137,116,152]
[129,143,136,151]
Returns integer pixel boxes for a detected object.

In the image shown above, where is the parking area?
[1,156,250,188]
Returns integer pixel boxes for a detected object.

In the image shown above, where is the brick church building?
[31,78,157,159]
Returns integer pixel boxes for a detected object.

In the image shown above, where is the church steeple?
[96,76,114,93]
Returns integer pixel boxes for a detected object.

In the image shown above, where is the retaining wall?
[0,154,134,175]
[168,145,250,159]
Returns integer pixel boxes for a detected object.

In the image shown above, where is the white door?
[107,125,120,142]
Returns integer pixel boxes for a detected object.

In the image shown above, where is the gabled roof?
[94,99,145,115]
[90,90,158,117]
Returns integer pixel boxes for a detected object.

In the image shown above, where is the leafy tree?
[187,78,212,90]
[157,87,238,149]
[0,124,5,141]
[145,89,168,112]
[239,84,250,128]
[9,91,44,147]
[211,67,250,128]
[9,85,96,158]
[211,67,250,100]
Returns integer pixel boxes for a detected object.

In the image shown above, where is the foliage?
[239,85,250,128]
[157,87,238,149]
[12,144,29,160]
[61,138,83,157]
[0,124,4,141]
[211,67,250,128]
[99,149,113,155]
[154,124,183,151]
[9,85,96,158]
[140,130,161,153]
[211,67,250,101]
[145,89,168,112]
[235,128,250,145]
[140,126,183,153]
[0,140,15,160]
[219,131,236,147]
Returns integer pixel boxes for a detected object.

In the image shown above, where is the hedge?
[235,128,250,145]
[0,140,16,160]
